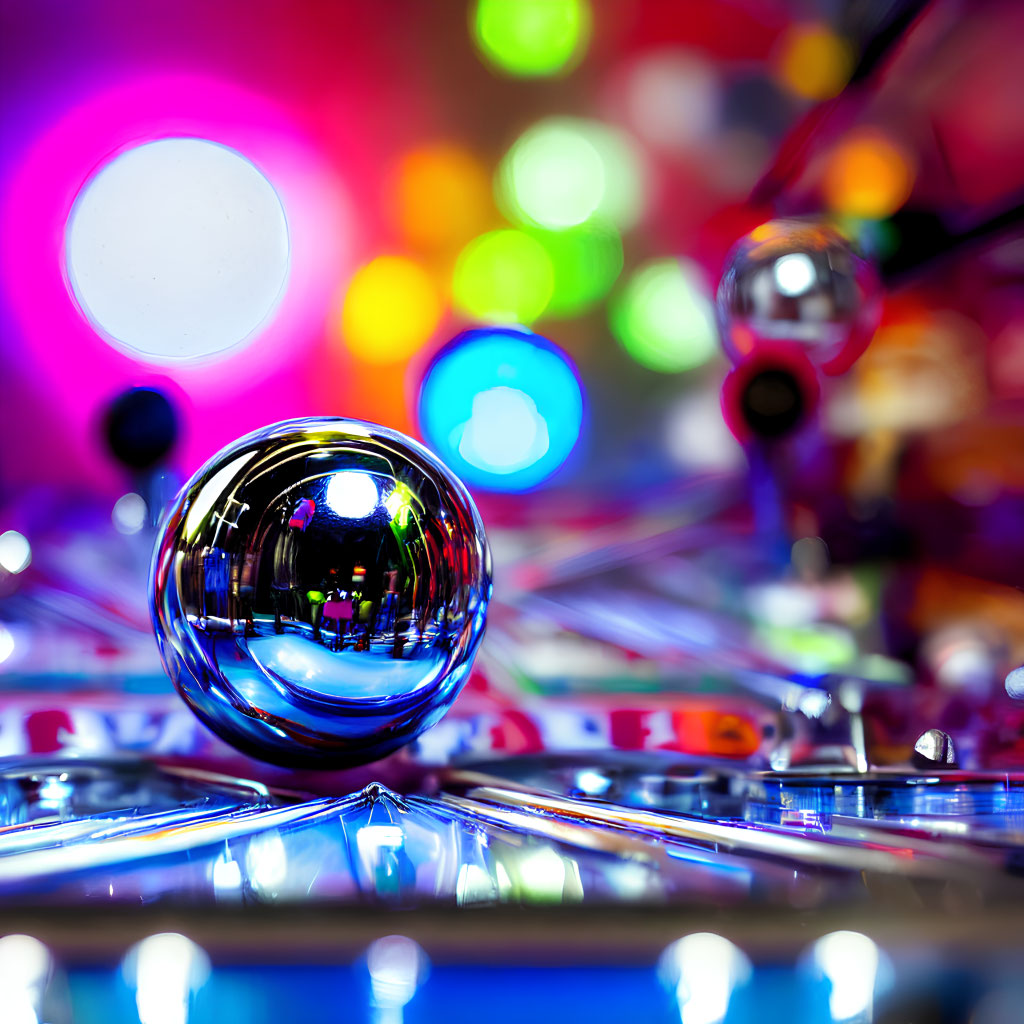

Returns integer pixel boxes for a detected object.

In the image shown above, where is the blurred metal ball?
[717,219,882,375]
[150,418,491,768]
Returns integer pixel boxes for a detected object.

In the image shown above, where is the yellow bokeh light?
[341,255,443,364]
[822,130,915,220]
[774,23,854,101]
[389,144,492,252]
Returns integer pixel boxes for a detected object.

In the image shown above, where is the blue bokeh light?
[418,327,584,492]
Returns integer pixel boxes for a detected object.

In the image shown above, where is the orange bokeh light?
[389,143,493,252]
[822,129,915,220]
[774,22,854,101]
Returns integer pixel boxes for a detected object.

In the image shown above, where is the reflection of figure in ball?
[150,418,491,768]
[717,219,882,376]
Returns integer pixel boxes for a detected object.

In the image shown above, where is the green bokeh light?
[473,0,591,78]
[531,222,623,318]
[609,258,718,373]
[452,229,554,324]
[498,117,645,231]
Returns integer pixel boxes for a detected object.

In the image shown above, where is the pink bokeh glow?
[0,73,353,491]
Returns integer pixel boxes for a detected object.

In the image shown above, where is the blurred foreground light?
[366,935,428,1015]
[112,492,148,535]
[0,934,52,1024]
[66,138,290,363]
[811,931,879,1023]
[418,327,583,491]
[533,221,623,317]
[390,144,491,252]
[342,256,442,363]
[472,0,591,78]
[0,531,31,575]
[453,229,553,324]
[123,932,211,1024]
[773,23,854,101]
[658,933,752,1024]
[498,117,645,230]
[610,258,717,373]
[822,130,915,220]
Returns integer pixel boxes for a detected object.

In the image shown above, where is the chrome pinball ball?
[717,219,882,376]
[150,417,491,768]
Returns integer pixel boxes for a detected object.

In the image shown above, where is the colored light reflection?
[472,0,591,78]
[498,117,645,231]
[610,258,717,373]
[66,137,290,364]
[389,144,491,252]
[418,327,583,491]
[773,23,854,101]
[822,129,915,220]
[532,221,623,318]
[452,229,553,324]
[342,256,442,363]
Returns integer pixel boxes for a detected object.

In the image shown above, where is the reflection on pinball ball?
[150,417,491,768]
[716,219,882,376]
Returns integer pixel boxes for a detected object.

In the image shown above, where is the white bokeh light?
[123,932,210,1024]
[112,492,148,535]
[366,934,428,1015]
[812,930,880,1022]
[0,934,52,1024]
[658,932,752,1024]
[0,531,31,574]
[66,137,290,363]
